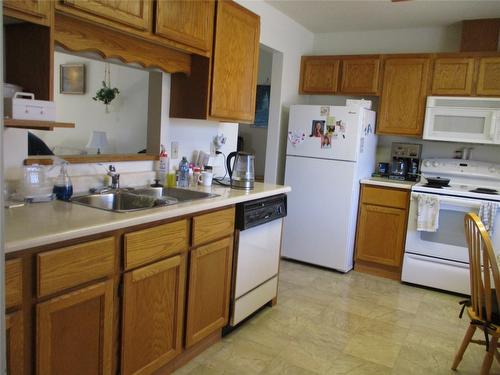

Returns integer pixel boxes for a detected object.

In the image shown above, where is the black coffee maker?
[389,143,422,181]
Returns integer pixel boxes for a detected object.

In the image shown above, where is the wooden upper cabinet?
[155,0,215,52]
[377,56,430,136]
[210,0,260,123]
[57,0,153,32]
[121,254,186,375]
[3,0,51,25]
[300,56,340,94]
[431,57,475,95]
[185,236,233,348]
[37,280,114,375]
[340,57,380,95]
[477,57,500,96]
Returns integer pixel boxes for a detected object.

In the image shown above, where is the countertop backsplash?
[376,135,500,165]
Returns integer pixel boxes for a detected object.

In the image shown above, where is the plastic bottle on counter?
[178,157,189,188]
[53,162,73,201]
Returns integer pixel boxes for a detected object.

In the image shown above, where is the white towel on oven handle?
[479,202,499,237]
[415,193,440,232]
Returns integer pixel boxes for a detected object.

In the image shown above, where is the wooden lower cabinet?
[185,236,233,348]
[6,310,24,375]
[355,185,410,280]
[36,280,114,375]
[121,254,187,375]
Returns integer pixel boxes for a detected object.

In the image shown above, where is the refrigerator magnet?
[321,134,332,149]
[288,130,306,146]
[327,116,336,126]
[320,106,329,117]
[310,120,325,137]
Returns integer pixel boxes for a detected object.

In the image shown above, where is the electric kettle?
[226,151,255,190]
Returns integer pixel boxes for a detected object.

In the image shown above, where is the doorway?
[238,45,274,182]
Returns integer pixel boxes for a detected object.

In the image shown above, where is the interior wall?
[313,24,462,54]
[238,46,273,178]
[33,51,149,155]
[236,0,315,184]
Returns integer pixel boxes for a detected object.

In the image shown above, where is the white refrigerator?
[283,104,377,272]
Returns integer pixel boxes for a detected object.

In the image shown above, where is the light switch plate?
[171,141,179,159]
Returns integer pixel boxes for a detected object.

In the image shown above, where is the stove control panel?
[421,158,500,180]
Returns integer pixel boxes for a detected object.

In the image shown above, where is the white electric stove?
[402,158,500,294]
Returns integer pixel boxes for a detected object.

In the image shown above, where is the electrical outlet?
[171,141,179,159]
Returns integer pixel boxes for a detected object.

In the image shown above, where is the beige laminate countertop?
[5,182,290,254]
[360,177,416,190]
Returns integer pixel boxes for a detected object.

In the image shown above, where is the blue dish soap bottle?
[178,157,189,188]
[53,162,73,201]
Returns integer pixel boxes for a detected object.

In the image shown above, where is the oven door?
[405,192,500,263]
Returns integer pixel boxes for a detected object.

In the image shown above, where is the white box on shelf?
[346,99,372,110]
[4,92,56,121]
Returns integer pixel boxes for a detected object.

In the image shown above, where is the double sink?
[71,187,219,213]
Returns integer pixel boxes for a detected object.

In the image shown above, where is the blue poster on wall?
[252,85,271,128]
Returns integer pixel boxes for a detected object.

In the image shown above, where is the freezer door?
[283,155,358,271]
[286,105,365,162]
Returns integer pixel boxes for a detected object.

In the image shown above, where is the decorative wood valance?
[54,13,191,75]
[25,154,159,165]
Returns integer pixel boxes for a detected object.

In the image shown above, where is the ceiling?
[265,0,500,33]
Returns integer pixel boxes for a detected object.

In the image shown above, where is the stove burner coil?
[469,188,499,195]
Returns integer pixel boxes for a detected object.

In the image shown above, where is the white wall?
[236,0,315,184]
[313,24,461,54]
[33,52,149,155]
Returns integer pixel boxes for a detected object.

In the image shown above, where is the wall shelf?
[4,118,75,131]
[24,154,159,165]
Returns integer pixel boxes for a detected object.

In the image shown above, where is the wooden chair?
[452,212,500,374]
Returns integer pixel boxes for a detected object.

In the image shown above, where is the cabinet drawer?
[192,207,235,247]
[6,258,23,309]
[124,219,189,270]
[361,185,409,209]
[37,237,116,298]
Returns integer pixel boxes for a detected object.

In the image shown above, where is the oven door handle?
[411,192,485,209]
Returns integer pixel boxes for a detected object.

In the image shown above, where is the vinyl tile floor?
[173,260,500,374]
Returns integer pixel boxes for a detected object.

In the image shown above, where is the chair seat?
[467,291,500,328]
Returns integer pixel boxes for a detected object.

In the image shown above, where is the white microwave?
[423,96,500,144]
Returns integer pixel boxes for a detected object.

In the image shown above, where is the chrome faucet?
[108,165,120,189]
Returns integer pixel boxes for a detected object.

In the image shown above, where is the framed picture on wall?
[60,63,85,94]
[252,85,271,128]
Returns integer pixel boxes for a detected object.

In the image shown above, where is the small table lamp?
[86,131,109,154]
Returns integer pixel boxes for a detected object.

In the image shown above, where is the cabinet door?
[300,56,340,94]
[37,280,114,375]
[3,0,51,25]
[340,57,380,95]
[59,0,152,31]
[121,254,187,375]
[378,57,430,136]
[6,310,24,375]
[185,236,233,348]
[355,203,407,267]
[477,57,500,96]
[431,57,475,95]
[210,0,260,123]
[155,0,215,52]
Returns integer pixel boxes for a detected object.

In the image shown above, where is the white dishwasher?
[229,194,287,326]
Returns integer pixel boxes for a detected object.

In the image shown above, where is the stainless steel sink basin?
[71,191,177,212]
[132,187,219,202]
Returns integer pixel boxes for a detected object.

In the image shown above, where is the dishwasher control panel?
[235,194,287,230]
